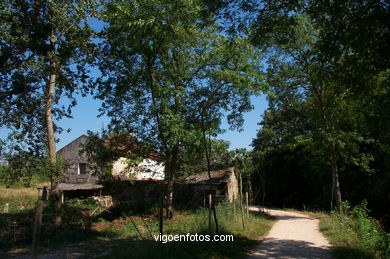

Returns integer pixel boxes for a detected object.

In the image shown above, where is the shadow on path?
[248,238,331,259]
[274,215,315,221]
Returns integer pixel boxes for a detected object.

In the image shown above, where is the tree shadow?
[0,225,125,258]
[331,246,377,259]
[0,202,125,255]
[275,215,315,221]
[1,229,262,259]
[247,238,332,258]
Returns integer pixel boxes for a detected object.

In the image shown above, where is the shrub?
[328,201,390,258]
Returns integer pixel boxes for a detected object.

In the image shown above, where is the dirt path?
[247,207,332,259]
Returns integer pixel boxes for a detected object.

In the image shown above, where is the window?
[78,163,87,175]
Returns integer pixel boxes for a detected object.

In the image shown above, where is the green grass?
[102,203,275,259]
[0,186,38,212]
[0,185,39,252]
[0,193,275,258]
[319,202,390,259]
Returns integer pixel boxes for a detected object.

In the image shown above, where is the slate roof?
[185,167,235,184]
[37,183,103,191]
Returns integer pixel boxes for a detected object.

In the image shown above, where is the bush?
[328,201,390,258]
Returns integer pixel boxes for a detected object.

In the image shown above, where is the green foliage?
[97,0,265,180]
[179,139,238,177]
[321,201,390,258]
[43,155,64,184]
[0,0,100,158]
[248,0,390,220]
[0,191,274,258]
[82,131,160,181]
[81,131,121,180]
[0,151,54,187]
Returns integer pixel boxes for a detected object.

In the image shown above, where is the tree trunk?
[315,86,343,214]
[166,176,174,219]
[201,123,219,234]
[330,141,343,213]
[46,31,61,229]
[166,144,179,219]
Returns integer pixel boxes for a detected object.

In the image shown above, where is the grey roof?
[185,167,235,184]
[37,183,103,191]
[57,134,89,154]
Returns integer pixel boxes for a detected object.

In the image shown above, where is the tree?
[97,0,264,219]
[0,0,99,228]
[247,0,389,214]
[82,130,157,182]
[179,139,234,177]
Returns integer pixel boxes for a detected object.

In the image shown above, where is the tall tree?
[0,0,99,228]
[97,0,264,219]
[248,0,389,213]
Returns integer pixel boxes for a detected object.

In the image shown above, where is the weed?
[0,195,275,258]
[320,201,390,259]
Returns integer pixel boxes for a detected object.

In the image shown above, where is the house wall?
[226,171,238,202]
[112,157,165,180]
[112,157,136,178]
[57,135,98,184]
[174,169,239,206]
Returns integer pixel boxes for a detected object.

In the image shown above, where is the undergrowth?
[0,195,274,259]
[320,201,390,259]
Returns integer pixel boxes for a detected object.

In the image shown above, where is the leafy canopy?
[97,0,265,159]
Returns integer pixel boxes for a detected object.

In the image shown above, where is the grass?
[319,202,390,259]
[101,203,275,259]
[0,185,43,250]
[0,189,275,258]
[0,186,38,212]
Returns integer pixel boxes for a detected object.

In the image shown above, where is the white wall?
[112,157,165,180]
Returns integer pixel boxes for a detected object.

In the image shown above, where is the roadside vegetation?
[320,202,390,259]
[104,202,274,259]
[278,205,390,259]
[0,189,274,258]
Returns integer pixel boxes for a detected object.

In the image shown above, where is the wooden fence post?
[239,174,245,230]
[32,187,47,259]
[61,191,64,205]
[32,201,43,259]
[159,193,163,237]
[233,193,235,217]
[246,192,249,218]
[208,194,212,233]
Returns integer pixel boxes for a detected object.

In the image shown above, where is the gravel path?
[247,207,332,259]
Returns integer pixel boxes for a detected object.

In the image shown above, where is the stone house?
[58,135,98,184]
[183,167,238,204]
[56,135,235,207]
[57,135,165,184]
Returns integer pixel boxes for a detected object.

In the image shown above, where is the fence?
[1,173,254,257]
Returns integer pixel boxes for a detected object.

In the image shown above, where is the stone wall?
[226,171,238,202]
[57,135,98,184]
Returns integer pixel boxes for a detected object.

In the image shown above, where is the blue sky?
[55,94,268,151]
[0,94,268,151]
